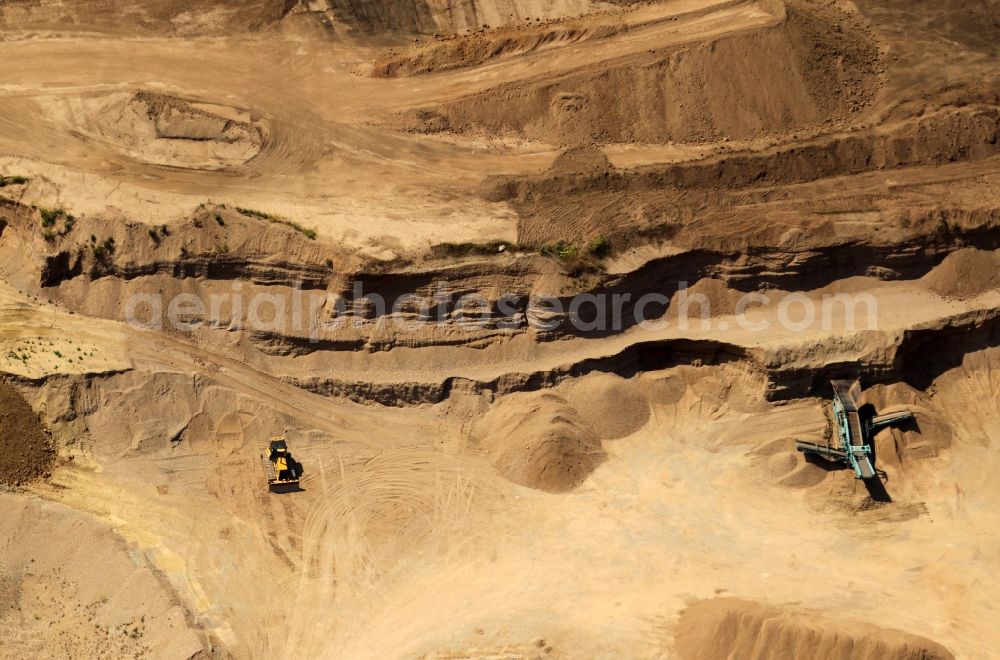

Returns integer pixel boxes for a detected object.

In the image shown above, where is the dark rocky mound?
[0,381,54,488]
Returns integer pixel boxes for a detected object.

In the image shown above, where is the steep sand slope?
[330,0,607,34]
[424,0,878,145]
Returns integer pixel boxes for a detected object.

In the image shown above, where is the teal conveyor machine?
[796,380,914,479]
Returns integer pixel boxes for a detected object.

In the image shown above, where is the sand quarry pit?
[1,0,999,657]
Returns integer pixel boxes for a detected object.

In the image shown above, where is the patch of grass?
[236,206,317,240]
[40,207,63,228]
[0,175,28,187]
[431,240,526,259]
[936,217,951,235]
[39,207,76,237]
[149,227,160,242]
[235,206,274,221]
[587,235,611,258]
[538,238,610,276]
[539,240,579,261]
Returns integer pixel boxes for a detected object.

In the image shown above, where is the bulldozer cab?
[268,439,289,461]
[263,437,302,491]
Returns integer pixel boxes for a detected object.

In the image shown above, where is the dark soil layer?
[0,381,54,487]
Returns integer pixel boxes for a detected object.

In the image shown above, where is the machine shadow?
[858,402,911,503]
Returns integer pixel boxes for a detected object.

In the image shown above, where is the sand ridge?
[674,598,955,660]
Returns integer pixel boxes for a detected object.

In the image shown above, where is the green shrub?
[0,175,28,187]
[40,208,63,228]
[587,235,611,258]
[236,206,316,239]
[536,238,609,276]
[92,238,115,261]
[235,206,273,221]
[541,240,578,260]
[432,240,524,258]
[39,208,76,235]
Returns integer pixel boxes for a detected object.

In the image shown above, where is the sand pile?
[562,373,650,440]
[922,248,1000,299]
[471,392,605,492]
[0,381,54,488]
[549,145,614,176]
[860,383,952,465]
[669,279,745,319]
[675,598,955,660]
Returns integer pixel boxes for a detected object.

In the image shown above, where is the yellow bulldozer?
[262,437,302,492]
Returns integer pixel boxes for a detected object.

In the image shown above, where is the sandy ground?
[1,0,999,658]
